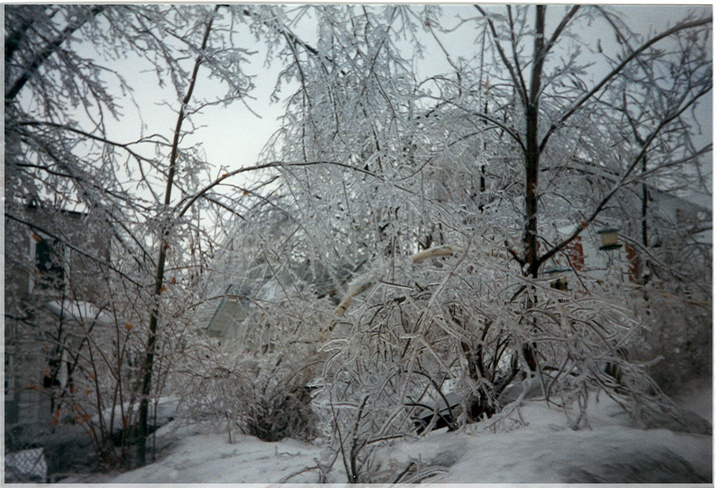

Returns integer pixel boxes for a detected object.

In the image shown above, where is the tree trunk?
[136,6,219,467]
[520,6,547,371]
[523,6,546,278]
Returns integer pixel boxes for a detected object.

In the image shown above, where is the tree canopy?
[5,4,712,475]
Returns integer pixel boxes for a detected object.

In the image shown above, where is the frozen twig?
[334,281,375,316]
[411,245,462,263]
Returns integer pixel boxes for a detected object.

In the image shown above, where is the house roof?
[194,257,366,339]
[204,295,250,338]
[44,299,114,327]
[298,256,368,300]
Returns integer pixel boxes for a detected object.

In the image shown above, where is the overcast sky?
[96,4,711,202]
[220,5,712,166]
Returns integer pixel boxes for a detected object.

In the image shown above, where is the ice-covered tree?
[236,8,711,475]
[6,4,710,479]
[4,4,299,467]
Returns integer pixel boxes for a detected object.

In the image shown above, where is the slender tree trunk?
[520,6,547,372]
[639,156,650,287]
[641,156,649,247]
[523,6,546,279]
[136,6,219,467]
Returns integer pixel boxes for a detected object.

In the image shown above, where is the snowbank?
[383,397,711,483]
[61,381,711,484]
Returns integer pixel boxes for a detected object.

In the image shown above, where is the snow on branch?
[411,245,461,263]
[412,245,510,264]
[334,281,375,317]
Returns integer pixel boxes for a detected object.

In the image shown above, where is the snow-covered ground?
[61,379,712,484]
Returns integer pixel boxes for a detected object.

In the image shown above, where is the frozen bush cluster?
[178,349,320,443]
[318,244,659,434]
[177,298,328,443]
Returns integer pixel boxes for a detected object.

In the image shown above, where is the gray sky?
[97,4,711,202]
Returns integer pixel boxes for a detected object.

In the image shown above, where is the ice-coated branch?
[334,281,375,317]
[5,5,107,101]
[539,15,712,153]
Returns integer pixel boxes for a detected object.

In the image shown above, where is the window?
[5,350,14,397]
[5,320,16,399]
[30,233,67,294]
[5,346,19,425]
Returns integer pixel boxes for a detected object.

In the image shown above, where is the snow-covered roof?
[44,300,113,326]
[196,258,366,340]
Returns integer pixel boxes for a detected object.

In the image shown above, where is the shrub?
[632,287,712,395]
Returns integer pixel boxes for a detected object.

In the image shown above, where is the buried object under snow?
[408,371,711,436]
[409,393,464,433]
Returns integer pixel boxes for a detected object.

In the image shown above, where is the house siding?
[5,206,111,445]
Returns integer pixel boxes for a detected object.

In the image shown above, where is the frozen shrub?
[632,287,712,395]
[179,351,319,443]
[177,297,328,444]
[314,242,665,444]
[233,354,318,442]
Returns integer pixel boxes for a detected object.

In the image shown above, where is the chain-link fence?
[5,420,98,483]
[5,447,48,483]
